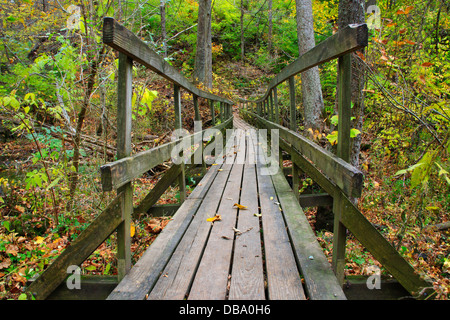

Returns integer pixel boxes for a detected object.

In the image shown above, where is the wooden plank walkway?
[108,116,345,300]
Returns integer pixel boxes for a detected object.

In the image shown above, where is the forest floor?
[1,62,449,300]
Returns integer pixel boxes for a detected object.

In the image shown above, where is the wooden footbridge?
[26,18,432,300]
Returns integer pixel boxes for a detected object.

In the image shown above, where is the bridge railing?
[26,17,234,300]
[239,24,432,298]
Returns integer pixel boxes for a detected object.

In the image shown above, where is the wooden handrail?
[247,111,364,198]
[100,117,233,191]
[103,17,233,105]
[240,23,368,105]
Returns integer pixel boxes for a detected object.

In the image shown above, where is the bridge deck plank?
[108,117,344,300]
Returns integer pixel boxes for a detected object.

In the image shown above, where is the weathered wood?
[103,17,233,105]
[210,100,215,126]
[289,76,296,131]
[344,275,410,300]
[174,84,186,203]
[247,111,364,198]
[298,193,333,208]
[240,23,368,105]
[44,276,118,300]
[256,152,306,299]
[251,131,345,300]
[188,133,246,300]
[193,95,200,121]
[116,52,133,280]
[292,163,300,201]
[339,194,433,299]
[277,137,433,298]
[134,163,182,215]
[333,53,352,285]
[27,195,124,300]
[147,164,235,300]
[100,118,232,191]
[269,164,346,300]
[228,134,265,300]
[273,87,279,124]
[336,54,352,162]
[108,164,223,300]
[146,204,180,217]
[134,141,205,216]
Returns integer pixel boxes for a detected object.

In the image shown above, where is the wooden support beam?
[44,276,118,300]
[103,17,233,105]
[289,76,296,131]
[100,118,232,192]
[210,100,215,126]
[238,23,367,107]
[193,94,200,122]
[116,52,133,281]
[298,193,333,208]
[174,84,186,203]
[277,138,433,299]
[332,53,353,285]
[247,111,363,198]
[273,87,279,124]
[26,195,124,300]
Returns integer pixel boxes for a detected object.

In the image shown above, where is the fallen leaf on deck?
[233,203,248,210]
[207,214,222,223]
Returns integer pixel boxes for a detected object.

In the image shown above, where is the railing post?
[116,52,133,281]
[174,84,186,203]
[289,76,296,131]
[193,94,200,123]
[210,100,215,126]
[269,90,274,122]
[332,53,352,286]
[220,102,223,122]
[273,87,279,124]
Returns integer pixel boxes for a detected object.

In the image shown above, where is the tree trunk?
[160,0,167,58]
[337,0,365,168]
[67,2,105,210]
[193,0,212,88]
[268,0,273,56]
[240,0,245,61]
[295,0,324,132]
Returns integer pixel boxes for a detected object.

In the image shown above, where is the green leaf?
[85,265,96,271]
[326,131,338,145]
[104,263,111,275]
[18,293,28,300]
[2,220,11,232]
[330,115,339,126]
[350,128,361,138]
[46,176,61,190]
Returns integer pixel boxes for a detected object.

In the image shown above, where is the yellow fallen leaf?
[130,222,136,237]
[14,205,25,214]
[34,236,45,244]
[207,214,222,223]
[233,203,248,210]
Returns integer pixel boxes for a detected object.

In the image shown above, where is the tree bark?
[337,0,365,168]
[193,0,212,88]
[268,0,273,56]
[160,0,167,58]
[295,0,324,131]
[240,0,245,61]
